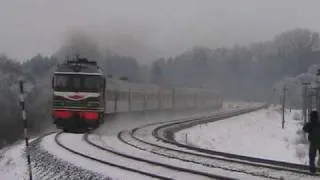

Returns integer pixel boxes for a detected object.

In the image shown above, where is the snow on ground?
[0,142,27,180]
[175,105,309,165]
[91,134,264,180]
[41,133,147,179]
[0,101,258,179]
[66,133,217,180]
[96,101,259,136]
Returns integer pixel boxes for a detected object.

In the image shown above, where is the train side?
[104,78,223,114]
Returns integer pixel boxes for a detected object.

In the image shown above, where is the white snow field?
[0,142,28,180]
[90,133,263,180]
[0,101,259,179]
[175,105,309,165]
[42,133,154,180]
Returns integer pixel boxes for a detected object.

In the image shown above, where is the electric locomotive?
[51,56,106,132]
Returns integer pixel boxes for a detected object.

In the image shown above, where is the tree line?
[150,28,320,102]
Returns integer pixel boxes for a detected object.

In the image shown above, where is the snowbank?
[175,106,309,164]
[0,143,27,180]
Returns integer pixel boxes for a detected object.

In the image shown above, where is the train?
[51,57,223,132]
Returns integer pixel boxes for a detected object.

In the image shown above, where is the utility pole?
[282,86,286,129]
[302,83,309,124]
[308,94,312,117]
[19,80,33,180]
[315,69,320,113]
[316,87,320,113]
[9,79,34,180]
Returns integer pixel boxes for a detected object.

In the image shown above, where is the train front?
[51,60,105,132]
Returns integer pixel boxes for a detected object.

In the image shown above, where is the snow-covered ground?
[91,133,265,180]
[96,101,259,136]
[0,142,27,180]
[175,105,309,165]
[0,101,260,179]
[42,133,149,179]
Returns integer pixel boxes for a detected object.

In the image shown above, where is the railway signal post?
[316,69,320,113]
[19,80,33,180]
[301,83,310,123]
[281,86,287,129]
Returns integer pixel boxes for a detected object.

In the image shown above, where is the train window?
[54,75,68,89]
[146,93,151,100]
[131,92,136,99]
[118,91,128,100]
[74,77,81,89]
[132,92,144,100]
[131,92,137,99]
[53,74,102,92]
[107,90,115,100]
[83,76,102,90]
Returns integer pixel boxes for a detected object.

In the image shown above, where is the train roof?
[54,57,103,75]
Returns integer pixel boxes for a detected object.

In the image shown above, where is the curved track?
[27,106,260,179]
[28,132,110,180]
[55,131,236,179]
[109,108,320,179]
[84,134,236,180]
[54,132,172,180]
[153,114,320,174]
[29,105,319,179]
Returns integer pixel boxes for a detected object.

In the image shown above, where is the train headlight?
[80,111,99,120]
[53,110,72,119]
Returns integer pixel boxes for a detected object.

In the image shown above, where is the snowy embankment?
[175,106,309,165]
[0,101,257,179]
[0,143,27,179]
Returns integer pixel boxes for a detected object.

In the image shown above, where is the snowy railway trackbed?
[55,132,174,180]
[29,132,110,180]
[109,110,320,180]
[26,106,261,180]
[53,131,236,180]
[27,105,318,179]
[154,115,320,175]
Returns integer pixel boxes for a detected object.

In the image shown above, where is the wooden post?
[128,88,132,112]
[19,80,33,180]
[282,86,286,129]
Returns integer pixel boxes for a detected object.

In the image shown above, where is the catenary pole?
[302,84,308,123]
[19,80,33,180]
[282,86,286,129]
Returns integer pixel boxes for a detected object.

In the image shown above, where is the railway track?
[28,104,318,179]
[83,133,236,180]
[110,108,320,179]
[55,132,172,180]
[28,132,110,180]
[55,131,236,179]
[153,112,320,175]
[26,106,261,180]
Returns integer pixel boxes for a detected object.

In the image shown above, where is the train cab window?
[83,76,102,90]
[54,75,68,89]
[74,77,81,89]
[53,74,103,92]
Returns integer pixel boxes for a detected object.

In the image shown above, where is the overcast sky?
[1,0,320,63]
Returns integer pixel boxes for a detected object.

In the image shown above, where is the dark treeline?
[1,28,320,148]
[150,28,320,101]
